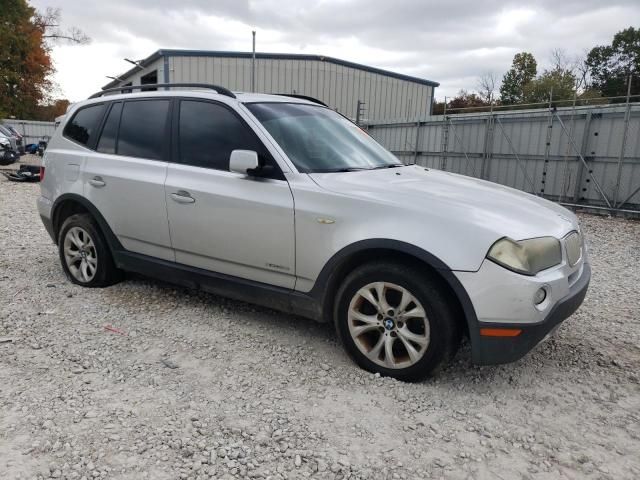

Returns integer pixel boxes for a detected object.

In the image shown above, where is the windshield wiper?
[319,167,369,172]
[370,163,406,170]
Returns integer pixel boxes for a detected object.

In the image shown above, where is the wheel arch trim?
[51,193,122,251]
[310,239,481,346]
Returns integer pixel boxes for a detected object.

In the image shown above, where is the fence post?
[413,120,420,164]
[572,112,591,203]
[440,97,449,170]
[560,91,578,203]
[481,99,494,180]
[613,75,632,207]
[540,89,554,197]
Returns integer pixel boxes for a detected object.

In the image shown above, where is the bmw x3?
[38,84,590,381]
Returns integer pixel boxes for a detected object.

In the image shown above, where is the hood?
[309,165,578,241]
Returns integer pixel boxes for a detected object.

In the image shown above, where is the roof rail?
[89,83,236,99]
[274,94,327,107]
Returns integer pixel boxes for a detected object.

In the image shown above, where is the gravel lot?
[1,178,639,480]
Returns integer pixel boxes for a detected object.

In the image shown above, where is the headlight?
[487,237,562,276]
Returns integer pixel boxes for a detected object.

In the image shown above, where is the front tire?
[335,262,460,381]
[58,213,121,287]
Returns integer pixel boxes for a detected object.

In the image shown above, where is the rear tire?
[58,213,121,287]
[334,261,460,382]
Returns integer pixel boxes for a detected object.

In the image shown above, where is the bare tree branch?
[574,50,592,92]
[34,7,91,45]
[477,72,498,103]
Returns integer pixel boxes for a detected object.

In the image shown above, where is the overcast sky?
[32,0,639,102]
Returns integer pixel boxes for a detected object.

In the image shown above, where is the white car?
[37,84,590,381]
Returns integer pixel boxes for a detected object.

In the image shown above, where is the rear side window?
[96,102,122,154]
[178,100,268,171]
[64,104,106,146]
[117,100,170,160]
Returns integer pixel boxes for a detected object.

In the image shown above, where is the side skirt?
[113,250,322,321]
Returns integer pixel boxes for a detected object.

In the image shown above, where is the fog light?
[533,287,547,305]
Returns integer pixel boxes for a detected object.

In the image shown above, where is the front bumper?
[469,262,590,365]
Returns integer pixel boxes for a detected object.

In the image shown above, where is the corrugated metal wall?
[367,104,640,212]
[2,119,57,145]
[167,56,433,123]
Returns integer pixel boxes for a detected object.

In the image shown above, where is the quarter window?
[64,104,106,147]
[178,100,269,171]
[117,100,170,160]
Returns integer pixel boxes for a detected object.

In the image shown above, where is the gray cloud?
[31,0,639,100]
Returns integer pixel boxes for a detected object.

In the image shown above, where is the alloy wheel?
[347,281,430,369]
[63,226,98,283]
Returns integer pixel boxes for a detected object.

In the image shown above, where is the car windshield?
[245,102,402,173]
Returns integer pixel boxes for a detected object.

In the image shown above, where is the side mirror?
[229,150,259,175]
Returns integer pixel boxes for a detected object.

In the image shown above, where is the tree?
[574,52,592,92]
[447,90,488,110]
[499,52,538,104]
[35,99,70,121]
[586,27,640,99]
[35,7,90,44]
[0,1,88,119]
[0,0,51,118]
[476,72,498,104]
[432,90,489,114]
[524,68,577,103]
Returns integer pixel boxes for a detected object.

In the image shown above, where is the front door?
[164,99,295,288]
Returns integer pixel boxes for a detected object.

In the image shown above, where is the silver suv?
[38,84,590,381]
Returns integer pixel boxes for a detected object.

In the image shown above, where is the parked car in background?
[37,85,590,381]
[0,132,19,165]
[0,124,23,155]
[5,125,26,154]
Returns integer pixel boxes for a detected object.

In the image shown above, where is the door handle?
[89,176,106,187]
[170,190,195,204]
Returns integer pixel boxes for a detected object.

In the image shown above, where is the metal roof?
[102,49,440,90]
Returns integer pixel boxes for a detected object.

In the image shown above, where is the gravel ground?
[1,179,639,480]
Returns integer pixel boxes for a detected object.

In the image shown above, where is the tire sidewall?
[335,262,457,381]
[58,214,113,287]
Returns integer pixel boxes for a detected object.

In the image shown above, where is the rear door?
[82,99,174,261]
[164,99,295,288]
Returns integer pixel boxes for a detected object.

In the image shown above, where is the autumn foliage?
[0,0,71,120]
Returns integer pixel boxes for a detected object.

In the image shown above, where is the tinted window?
[118,100,169,160]
[179,101,267,171]
[96,102,122,154]
[64,104,106,146]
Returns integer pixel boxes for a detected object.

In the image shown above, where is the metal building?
[102,49,439,122]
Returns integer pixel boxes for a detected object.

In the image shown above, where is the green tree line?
[434,26,639,114]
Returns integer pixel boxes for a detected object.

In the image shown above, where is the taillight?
[39,166,45,182]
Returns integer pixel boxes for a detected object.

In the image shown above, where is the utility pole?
[251,30,256,93]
